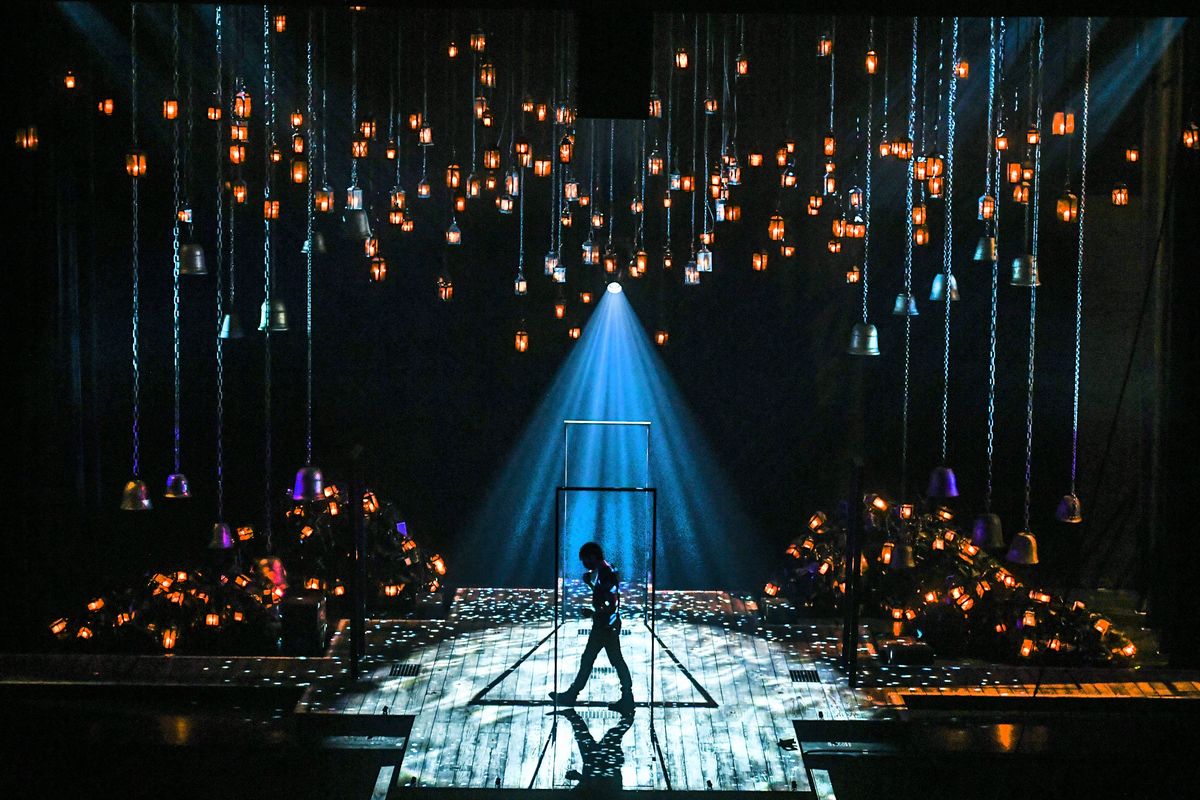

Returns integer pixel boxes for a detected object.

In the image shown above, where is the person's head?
[579,542,604,570]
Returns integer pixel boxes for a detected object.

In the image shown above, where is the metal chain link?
[1023,17,1045,531]
[986,17,1005,512]
[665,16,673,244]
[609,119,616,247]
[900,15,918,499]
[262,3,274,544]
[690,16,698,252]
[215,4,226,520]
[172,4,183,474]
[940,17,958,465]
[131,3,141,479]
[305,10,315,467]
[1071,17,1091,493]
[863,36,873,325]
[350,11,358,185]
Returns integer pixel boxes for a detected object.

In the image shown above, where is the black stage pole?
[841,458,864,688]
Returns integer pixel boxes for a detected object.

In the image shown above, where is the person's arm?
[594,567,619,624]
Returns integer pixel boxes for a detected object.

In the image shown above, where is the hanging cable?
[1023,17,1045,533]
[862,17,874,325]
[1070,17,1092,499]
[901,16,918,499]
[350,10,358,187]
[985,16,1003,513]
[215,4,226,520]
[262,3,274,543]
[305,9,315,467]
[171,5,183,479]
[130,3,142,484]
[939,17,958,466]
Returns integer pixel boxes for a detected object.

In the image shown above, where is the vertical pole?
[842,458,864,687]
[650,488,657,717]
[554,486,561,703]
[350,465,367,679]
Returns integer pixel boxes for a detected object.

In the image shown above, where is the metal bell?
[927,465,959,498]
[1010,254,1039,287]
[930,272,960,302]
[219,311,244,340]
[119,478,152,511]
[892,292,919,316]
[972,513,1006,549]
[164,472,191,499]
[208,522,234,549]
[301,230,328,255]
[846,322,880,356]
[258,298,289,332]
[292,465,324,502]
[179,243,208,276]
[1056,493,1083,523]
[1006,530,1039,565]
[974,235,997,263]
[342,208,371,240]
[893,543,916,570]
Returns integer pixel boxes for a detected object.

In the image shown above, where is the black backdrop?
[3,6,1180,646]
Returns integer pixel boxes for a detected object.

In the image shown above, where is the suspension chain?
[900,16,918,498]
[262,3,274,544]
[171,5,183,474]
[863,18,874,324]
[1071,17,1091,494]
[940,17,958,465]
[215,4,225,519]
[1023,17,1045,531]
[131,3,142,479]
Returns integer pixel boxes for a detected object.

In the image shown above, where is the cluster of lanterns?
[763,494,1138,665]
[53,480,446,653]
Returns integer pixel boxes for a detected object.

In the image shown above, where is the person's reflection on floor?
[555,707,635,792]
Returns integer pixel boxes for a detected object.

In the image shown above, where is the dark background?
[4,6,1189,647]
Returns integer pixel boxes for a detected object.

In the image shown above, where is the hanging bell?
[1006,530,1039,565]
[972,513,1006,549]
[219,311,244,340]
[208,522,234,549]
[164,472,191,499]
[301,230,328,255]
[892,292,919,316]
[1056,493,1083,523]
[930,272,960,302]
[342,208,371,240]
[893,542,916,570]
[258,298,289,332]
[179,243,208,276]
[927,465,959,498]
[119,478,152,511]
[292,465,324,502]
[846,322,880,356]
[1010,254,1039,287]
[974,235,997,263]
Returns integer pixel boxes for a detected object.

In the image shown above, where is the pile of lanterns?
[49,481,446,653]
[763,494,1138,666]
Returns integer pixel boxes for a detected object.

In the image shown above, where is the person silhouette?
[555,707,635,792]
[549,542,635,712]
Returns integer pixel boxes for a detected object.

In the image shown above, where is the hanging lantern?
[125,149,148,177]
[445,162,461,189]
[1184,123,1200,149]
[417,176,432,198]
[234,89,251,119]
[780,167,797,189]
[445,219,462,245]
[751,250,768,272]
[1026,126,1041,146]
[1052,111,1075,136]
[506,169,521,196]
[514,273,528,296]
[447,40,459,59]
[544,251,559,276]
[437,273,454,301]
[913,225,930,246]
[419,124,433,146]
[469,28,486,52]
[827,239,842,254]
[848,186,864,210]
[390,187,407,211]
[230,121,248,141]
[368,255,387,282]
[63,70,76,89]
[454,195,466,212]
[479,61,496,88]
[878,136,892,158]
[1012,182,1031,204]
[289,109,304,129]
[290,159,307,184]
[892,136,913,160]
[647,92,663,118]
[273,13,286,32]
[679,173,695,192]
[847,323,879,356]
[315,186,334,212]
[292,133,305,154]
[1006,161,1022,184]
[845,265,861,284]
[521,96,535,114]
[748,150,763,168]
[1010,254,1039,287]
[555,297,568,318]
[780,243,796,258]
[865,49,878,74]
[927,175,944,198]
[912,204,926,226]
[1111,182,1129,206]
[364,237,379,258]
[497,194,514,214]
[816,33,832,57]
[847,216,866,239]
[674,47,689,69]
[1125,145,1140,162]
[162,98,179,120]
[567,325,582,339]
[351,138,368,158]
[696,246,713,272]
[484,172,498,192]
[913,157,928,181]
[1006,531,1039,565]
[385,139,397,159]
[733,51,749,76]
[15,125,39,151]
[768,213,785,241]
[774,146,789,168]
[603,247,619,274]
[704,95,719,115]
[232,180,248,204]
[892,292,919,316]
[831,217,847,238]
[823,132,836,157]
[534,157,551,177]
[465,172,482,198]
[955,60,969,79]
[483,146,500,170]
[481,110,495,128]
[408,112,422,130]
[823,173,837,195]
[558,133,574,164]
[263,199,280,220]
[1056,190,1079,222]
[472,95,486,118]
[535,103,549,122]
[514,329,529,353]
[978,194,996,220]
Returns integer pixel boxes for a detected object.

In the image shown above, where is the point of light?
[606,281,622,294]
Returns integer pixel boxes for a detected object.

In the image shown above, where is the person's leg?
[566,625,605,693]
[602,629,634,700]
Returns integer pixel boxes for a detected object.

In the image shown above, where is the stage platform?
[5,588,1199,796]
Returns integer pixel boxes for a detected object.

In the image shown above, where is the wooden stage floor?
[295,588,1200,793]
